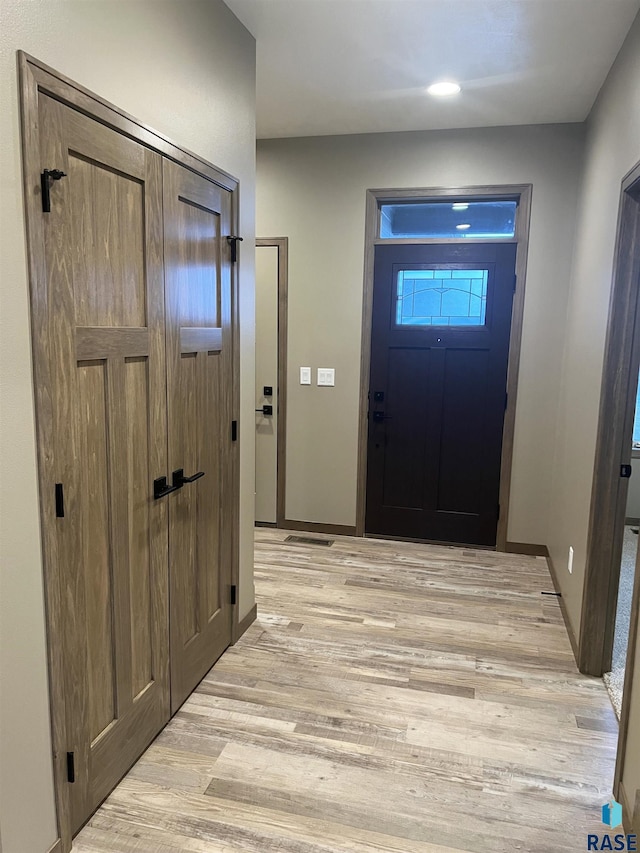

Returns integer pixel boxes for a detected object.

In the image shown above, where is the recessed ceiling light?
[452,203,469,211]
[427,81,461,97]
[456,223,471,230]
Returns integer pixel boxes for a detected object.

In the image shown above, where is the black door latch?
[41,169,67,213]
[621,464,632,478]
[227,235,243,263]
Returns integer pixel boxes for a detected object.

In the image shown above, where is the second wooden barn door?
[163,161,234,713]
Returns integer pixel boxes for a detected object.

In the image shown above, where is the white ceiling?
[224,0,640,139]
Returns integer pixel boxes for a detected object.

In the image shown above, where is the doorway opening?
[255,238,288,527]
[604,373,640,716]
[356,186,532,549]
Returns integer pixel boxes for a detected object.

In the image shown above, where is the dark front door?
[365,242,517,546]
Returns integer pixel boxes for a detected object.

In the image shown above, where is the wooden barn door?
[163,160,234,713]
[39,93,170,833]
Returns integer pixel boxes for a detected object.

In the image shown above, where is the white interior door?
[255,245,279,523]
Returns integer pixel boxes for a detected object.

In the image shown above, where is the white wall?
[0,3,255,851]
[547,14,640,639]
[257,124,585,541]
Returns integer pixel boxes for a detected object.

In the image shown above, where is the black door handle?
[153,476,180,500]
[255,405,273,416]
[172,469,205,488]
[372,411,392,423]
[41,168,67,213]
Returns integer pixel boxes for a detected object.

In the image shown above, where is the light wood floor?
[74,530,618,852]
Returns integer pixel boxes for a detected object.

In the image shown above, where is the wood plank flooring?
[74,530,618,852]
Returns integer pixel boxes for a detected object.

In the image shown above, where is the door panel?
[77,360,115,741]
[366,243,517,546]
[70,157,146,327]
[163,160,233,714]
[40,94,169,833]
[125,357,154,697]
[382,348,430,510]
[437,348,490,514]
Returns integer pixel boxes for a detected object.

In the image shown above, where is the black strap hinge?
[41,169,67,213]
[621,464,632,479]
[66,751,75,783]
[231,420,238,442]
[230,584,237,606]
[227,235,243,263]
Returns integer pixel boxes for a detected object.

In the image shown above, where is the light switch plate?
[300,367,311,385]
[317,368,335,387]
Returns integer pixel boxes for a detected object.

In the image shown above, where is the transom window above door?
[380,200,517,240]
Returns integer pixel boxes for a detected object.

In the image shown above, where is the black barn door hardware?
[227,235,243,263]
[41,169,67,213]
[153,475,180,500]
[172,468,205,488]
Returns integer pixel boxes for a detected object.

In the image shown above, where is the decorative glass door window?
[396,268,488,327]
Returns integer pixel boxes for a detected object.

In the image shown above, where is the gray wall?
[0,3,255,851]
[541,13,640,821]
[547,15,640,639]
[257,124,585,542]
